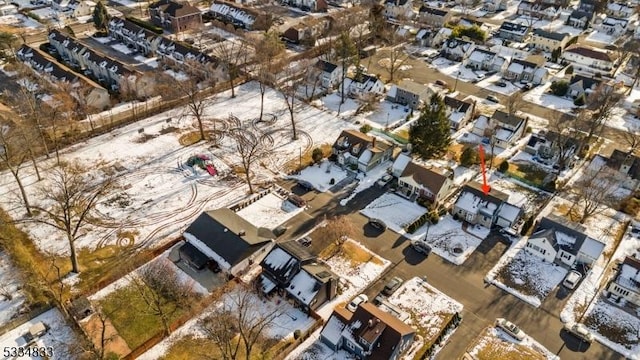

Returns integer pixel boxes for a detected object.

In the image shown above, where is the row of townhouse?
[210,1,258,30]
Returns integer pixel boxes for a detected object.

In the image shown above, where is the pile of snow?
[236,192,303,229]
[289,160,350,193]
[467,326,559,360]
[360,193,427,233]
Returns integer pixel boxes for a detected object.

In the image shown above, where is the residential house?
[530,29,570,51]
[259,241,338,313]
[606,2,635,18]
[391,153,412,177]
[415,28,434,47]
[503,58,548,84]
[386,79,433,109]
[483,0,508,12]
[441,38,474,61]
[419,6,451,28]
[327,6,369,32]
[524,130,578,169]
[497,22,529,42]
[285,0,328,12]
[578,0,596,12]
[567,74,602,98]
[605,255,640,309]
[525,215,605,267]
[472,115,490,137]
[347,74,384,97]
[604,149,640,190]
[156,39,222,80]
[282,16,331,44]
[0,3,17,16]
[444,95,474,130]
[397,161,454,204]
[51,0,95,19]
[332,130,394,173]
[432,27,453,47]
[562,44,618,76]
[598,16,628,37]
[316,59,341,89]
[517,1,558,20]
[320,303,415,359]
[453,181,523,229]
[210,1,259,30]
[567,10,594,29]
[148,0,202,33]
[16,44,110,110]
[108,17,162,56]
[182,209,275,277]
[384,0,413,19]
[464,48,507,72]
[490,110,528,148]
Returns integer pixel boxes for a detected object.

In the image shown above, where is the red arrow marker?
[478,145,490,195]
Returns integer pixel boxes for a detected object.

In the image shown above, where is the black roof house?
[462,181,509,206]
[532,215,590,255]
[317,59,338,74]
[260,240,315,286]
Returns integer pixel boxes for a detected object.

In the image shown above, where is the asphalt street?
[278,179,624,360]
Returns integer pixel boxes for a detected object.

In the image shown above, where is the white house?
[483,0,508,12]
[472,115,490,137]
[562,44,618,76]
[432,27,453,47]
[598,16,628,37]
[490,110,528,148]
[503,58,548,85]
[316,59,341,89]
[525,215,605,268]
[391,153,412,177]
[384,0,413,19]
[606,2,635,18]
[348,74,384,97]
[452,181,523,229]
[441,38,474,61]
[464,48,507,72]
[444,96,474,130]
[568,10,594,29]
[605,255,640,309]
[397,161,454,204]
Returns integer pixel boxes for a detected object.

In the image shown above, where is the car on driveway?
[486,95,499,103]
[562,270,582,290]
[495,318,525,341]
[411,241,432,256]
[382,277,404,296]
[347,294,368,312]
[298,236,312,247]
[496,81,507,87]
[376,174,393,187]
[368,218,387,231]
[563,323,594,343]
[435,79,448,87]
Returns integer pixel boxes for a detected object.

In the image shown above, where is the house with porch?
[562,44,618,76]
[605,255,640,310]
[497,22,529,42]
[282,16,331,44]
[444,95,474,130]
[464,48,507,72]
[397,161,454,205]
[386,79,433,109]
[530,29,570,51]
[489,110,528,148]
[348,74,384,97]
[441,38,474,61]
[452,181,523,229]
[525,215,605,268]
[332,130,394,173]
[503,58,548,84]
[418,6,451,28]
[568,10,594,29]
[320,303,415,359]
[259,241,338,313]
[182,209,275,277]
[148,0,203,33]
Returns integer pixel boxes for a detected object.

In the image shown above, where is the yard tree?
[254,31,284,120]
[334,32,357,106]
[550,80,569,96]
[174,74,215,141]
[278,65,304,140]
[505,90,528,116]
[303,59,323,102]
[546,111,582,174]
[0,122,33,216]
[380,28,409,82]
[459,146,479,167]
[200,284,283,360]
[128,258,200,336]
[92,1,110,33]
[212,40,250,98]
[31,161,115,273]
[230,120,265,194]
[571,167,620,223]
[580,83,623,146]
[0,31,17,58]
[623,126,640,154]
[410,94,451,160]
[368,2,386,39]
[317,216,357,259]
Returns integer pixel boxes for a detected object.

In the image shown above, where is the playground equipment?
[186,154,217,176]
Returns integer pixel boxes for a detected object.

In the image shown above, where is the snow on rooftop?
[287,269,319,305]
[555,231,576,247]
[498,203,521,223]
[320,314,346,345]
[360,193,428,233]
[262,247,294,271]
[236,192,303,230]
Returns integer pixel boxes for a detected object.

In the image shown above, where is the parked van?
[563,270,582,290]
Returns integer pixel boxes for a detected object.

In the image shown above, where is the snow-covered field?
[466,326,559,360]
[0,252,26,327]
[432,57,482,83]
[236,192,304,229]
[360,193,427,233]
[133,55,159,68]
[366,100,418,128]
[582,297,640,359]
[0,83,352,260]
[0,308,80,359]
[522,81,576,112]
[0,14,43,31]
[288,160,350,193]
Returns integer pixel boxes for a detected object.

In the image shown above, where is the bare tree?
[175,76,215,141]
[505,90,528,116]
[200,285,283,360]
[317,216,357,260]
[521,0,545,32]
[333,32,357,105]
[547,112,581,174]
[623,126,640,154]
[31,161,115,273]
[230,121,265,194]
[253,31,284,121]
[380,29,409,82]
[278,65,303,140]
[581,84,623,145]
[303,60,323,102]
[354,93,381,115]
[0,123,33,216]
[128,258,200,336]
[572,167,620,223]
[213,40,250,98]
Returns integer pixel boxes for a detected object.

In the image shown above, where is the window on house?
[345,341,355,351]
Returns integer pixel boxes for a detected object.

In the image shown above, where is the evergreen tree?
[409,94,451,160]
[92,1,110,33]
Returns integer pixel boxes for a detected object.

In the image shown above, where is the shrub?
[542,180,556,192]
[565,65,574,75]
[498,161,509,173]
[359,124,372,134]
[311,148,323,164]
[550,80,569,96]
[293,329,302,340]
[429,212,440,224]
[619,196,640,216]
[460,147,479,167]
[126,16,163,34]
[574,94,585,106]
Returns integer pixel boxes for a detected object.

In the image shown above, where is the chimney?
[238,230,246,236]
[372,137,377,148]
[368,319,374,328]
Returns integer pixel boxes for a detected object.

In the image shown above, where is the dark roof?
[444,96,472,113]
[400,161,449,194]
[178,242,210,268]
[511,58,539,69]
[17,44,79,83]
[260,241,314,285]
[333,129,373,157]
[533,215,589,255]
[302,263,338,284]
[606,149,640,180]
[280,240,315,263]
[317,59,338,73]
[349,303,415,359]
[569,74,601,90]
[532,28,569,41]
[499,21,528,35]
[463,181,509,204]
[149,0,201,17]
[543,130,580,148]
[570,9,594,20]
[443,37,472,49]
[622,256,640,271]
[184,209,273,267]
[419,5,448,16]
[459,17,483,27]
[492,110,527,127]
[385,0,409,5]
[565,45,615,62]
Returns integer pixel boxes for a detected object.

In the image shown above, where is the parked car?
[287,194,306,208]
[298,236,312,247]
[486,95,499,103]
[297,180,314,192]
[496,81,507,87]
[562,270,582,290]
[435,79,448,87]
[411,241,432,256]
[382,277,404,296]
[368,218,387,231]
[563,323,594,343]
[495,318,525,341]
[376,174,393,187]
[347,294,368,312]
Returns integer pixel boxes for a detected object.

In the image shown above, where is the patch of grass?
[341,241,384,266]
[507,163,548,186]
[178,131,212,146]
[553,203,581,222]
[584,314,637,347]
[158,126,179,135]
[100,284,189,350]
[448,143,465,161]
[394,128,409,140]
[133,133,159,143]
[161,334,284,360]
[282,143,332,172]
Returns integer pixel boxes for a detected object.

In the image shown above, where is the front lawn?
[507,162,548,188]
[467,327,555,360]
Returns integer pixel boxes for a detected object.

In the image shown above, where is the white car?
[564,323,594,343]
[376,174,393,187]
[347,294,368,312]
[562,270,582,290]
[495,318,525,341]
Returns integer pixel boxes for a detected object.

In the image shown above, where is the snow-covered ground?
[288,160,350,193]
[522,80,577,113]
[0,252,26,327]
[236,192,304,229]
[585,30,616,45]
[366,100,418,128]
[0,308,79,359]
[164,69,189,81]
[476,75,521,96]
[339,161,391,206]
[360,193,427,233]
[133,55,159,69]
[432,57,482,83]
[317,89,360,117]
[0,14,43,31]
[582,297,640,359]
[466,326,559,360]
[409,215,485,265]
[0,83,351,261]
